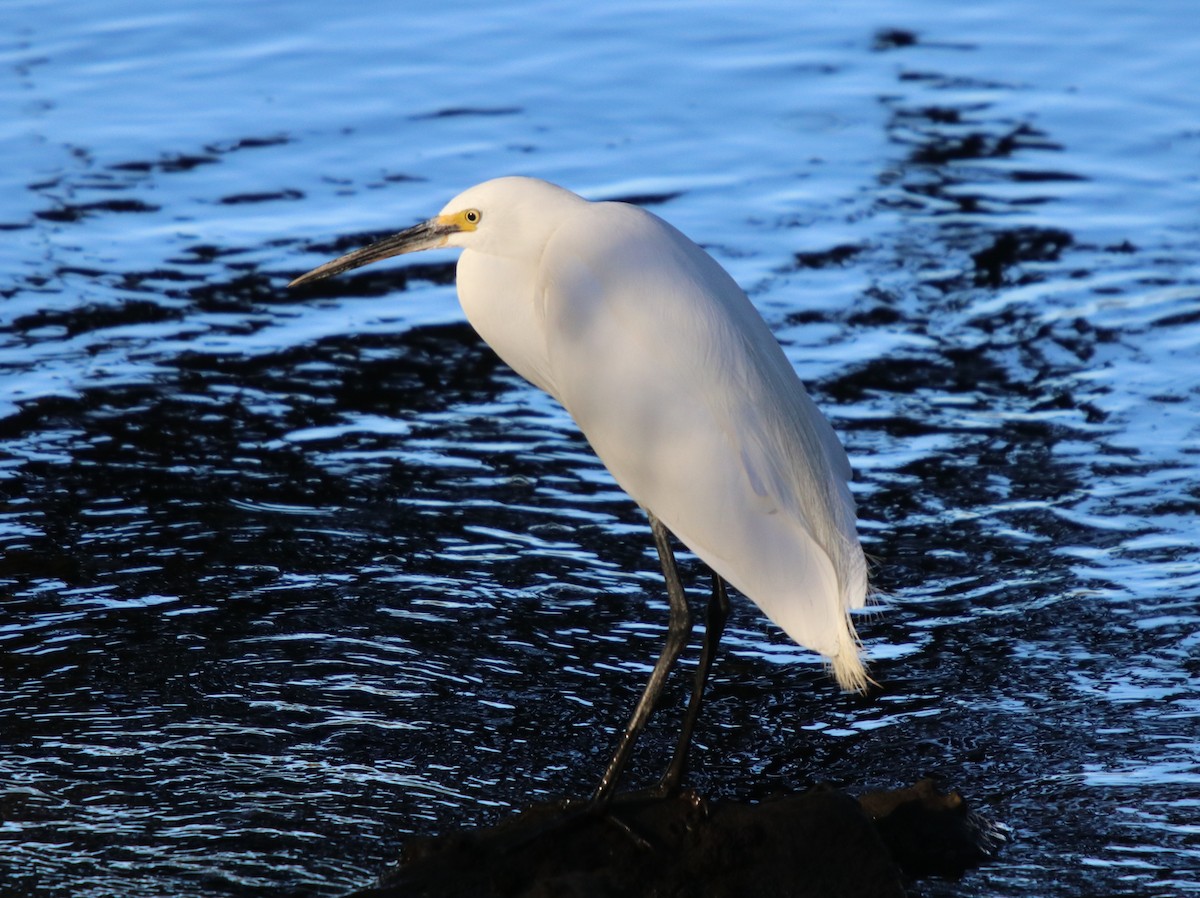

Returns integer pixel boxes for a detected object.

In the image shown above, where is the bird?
[289,176,869,806]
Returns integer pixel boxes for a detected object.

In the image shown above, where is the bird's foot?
[498,787,702,856]
[596,785,708,850]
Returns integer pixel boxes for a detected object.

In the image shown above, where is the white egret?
[289,177,869,804]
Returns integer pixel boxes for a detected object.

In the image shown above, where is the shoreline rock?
[348,779,1004,898]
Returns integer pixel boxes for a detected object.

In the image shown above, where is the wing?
[539,201,867,678]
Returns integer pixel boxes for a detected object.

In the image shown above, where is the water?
[2,0,1198,895]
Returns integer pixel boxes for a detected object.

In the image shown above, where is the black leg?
[658,572,729,794]
[591,511,692,807]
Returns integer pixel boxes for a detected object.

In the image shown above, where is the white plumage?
[447,178,867,690]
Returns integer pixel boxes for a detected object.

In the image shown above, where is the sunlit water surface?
[2,1,1199,895]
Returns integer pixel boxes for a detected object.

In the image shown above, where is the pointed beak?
[288,216,458,289]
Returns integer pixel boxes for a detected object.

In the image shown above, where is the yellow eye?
[463,209,481,226]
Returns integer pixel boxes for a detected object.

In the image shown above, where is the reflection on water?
[3,1,1199,895]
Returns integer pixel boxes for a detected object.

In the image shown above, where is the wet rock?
[861,778,1008,877]
[349,781,1001,898]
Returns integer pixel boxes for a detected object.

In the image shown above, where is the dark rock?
[348,781,1002,898]
[861,779,1008,878]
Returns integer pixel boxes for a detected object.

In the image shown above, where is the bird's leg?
[591,511,692,807]
[657,572,729,795]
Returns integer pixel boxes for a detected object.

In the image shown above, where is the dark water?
[3,1,1199,895]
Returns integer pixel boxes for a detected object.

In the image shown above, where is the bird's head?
[288,176,584,288]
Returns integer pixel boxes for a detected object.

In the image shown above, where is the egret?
[289,177,869,805]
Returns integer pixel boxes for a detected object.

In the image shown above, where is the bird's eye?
[463,209,481,224]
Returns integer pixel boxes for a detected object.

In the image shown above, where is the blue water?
[2,1,1199,895]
